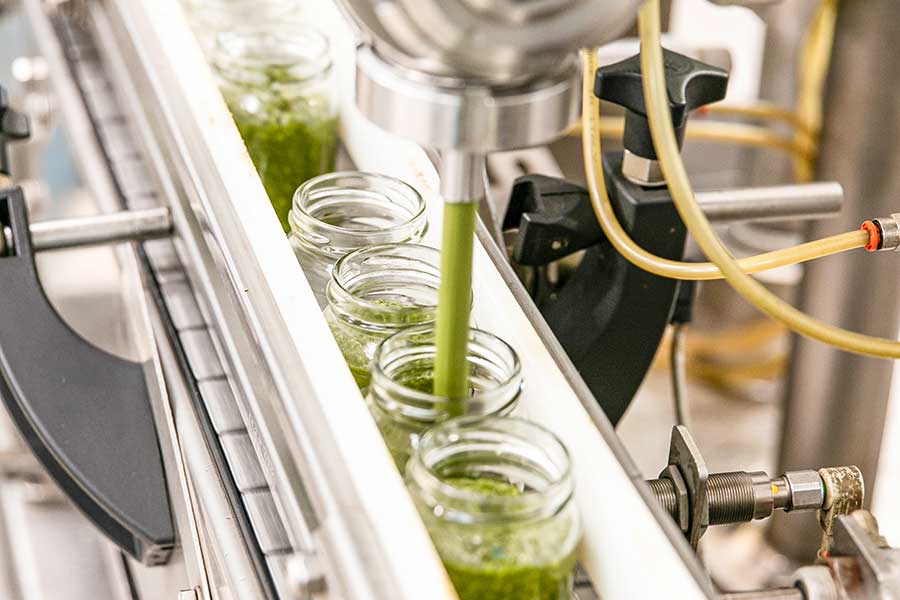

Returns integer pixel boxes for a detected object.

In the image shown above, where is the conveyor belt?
[49,10,289,599]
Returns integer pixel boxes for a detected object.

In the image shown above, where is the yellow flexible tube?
[794,0,840,182]
[636,0,900,358]
[580,50,869,281]
[571,117,815,163]
[705,101,815,139]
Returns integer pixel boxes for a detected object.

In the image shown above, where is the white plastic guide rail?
[124,0,711,596]
[315,2,712,598]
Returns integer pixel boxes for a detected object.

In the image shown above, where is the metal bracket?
[0,187,174,564]
[665,426,709,549]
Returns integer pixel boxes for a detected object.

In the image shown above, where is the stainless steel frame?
[14,0,722,596]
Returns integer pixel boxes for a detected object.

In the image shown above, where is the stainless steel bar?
[718,589,803,600]
[695,182,843,223]
[27,207,172,251]
[773,1,900,561]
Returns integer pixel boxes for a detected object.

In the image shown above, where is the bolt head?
[287,552,327,596]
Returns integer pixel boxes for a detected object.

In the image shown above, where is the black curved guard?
[505,154,686,425]
[0,188,173,564]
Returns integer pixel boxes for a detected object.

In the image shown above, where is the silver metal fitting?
[749,471,775,520]
[783,470,824,512]
[791,566,839,600]
[621,149,666,187]
[872,213,900,251]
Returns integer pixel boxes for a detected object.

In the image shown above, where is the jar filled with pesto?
[407,417,580,600]
[368,325,520,469]
[213,24,338,232]
[290,171,428,307]
[324,244,441,389]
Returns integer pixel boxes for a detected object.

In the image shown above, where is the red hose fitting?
[861,221,881,252]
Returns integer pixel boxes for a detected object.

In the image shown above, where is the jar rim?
[369,325,520,421]
[408,416,574,524]
[289,171,428,244]
[326,243,441,325]
[213,23,332,82]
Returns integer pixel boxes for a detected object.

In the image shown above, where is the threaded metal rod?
[708,471,756,525]
[647,478,678,517]
[647,468,827,528]
[645,473,757,524]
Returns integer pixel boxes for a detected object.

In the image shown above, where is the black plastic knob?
[595,48,728,160]
[0,86,30,177]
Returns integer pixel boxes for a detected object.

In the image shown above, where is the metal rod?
[718,588,804,600]
[14,206,171,253]
[696,181,843,223]
[670,324,690,427]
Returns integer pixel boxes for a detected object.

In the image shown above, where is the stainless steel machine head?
[336,0,641,83]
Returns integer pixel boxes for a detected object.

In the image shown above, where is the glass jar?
[407,417,581,600]
[368,325,521,469]
[324,244,441,389]
[290,172,428,307]
[212,24,338,232]
[186,0,305,55]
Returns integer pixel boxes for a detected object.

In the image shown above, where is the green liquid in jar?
[227,66,338,232]
[433,202,478,400]
[427,478,578,600]
[329,299,434,390]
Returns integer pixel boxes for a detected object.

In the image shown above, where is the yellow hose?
[794,0,840,182]
[580,51,868,282]
[705,101,815,140]
[570,117,815,163]
[635,0,900,359]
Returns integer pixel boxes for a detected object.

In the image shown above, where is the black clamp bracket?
[0,187,174,564]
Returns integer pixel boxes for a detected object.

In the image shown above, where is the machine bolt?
[287,551,327,597]
[647,469,828,527]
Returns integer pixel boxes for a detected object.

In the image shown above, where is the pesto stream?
[433,202,479,397]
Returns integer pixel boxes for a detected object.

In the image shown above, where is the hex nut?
[784,470,825,512]
[622,150,666,187]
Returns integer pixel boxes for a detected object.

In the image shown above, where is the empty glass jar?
[407,417,581,600]
[367,325,521,469]
[290,172,428,307]
[324,244,441,389]
[213,23,338,232]
[186,0,305,54]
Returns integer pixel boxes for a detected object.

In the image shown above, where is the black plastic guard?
[505,154,687,425]
[0,187,173,564]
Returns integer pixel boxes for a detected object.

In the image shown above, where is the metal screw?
[287,552,327,597]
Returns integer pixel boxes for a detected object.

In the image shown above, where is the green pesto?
[368,372,464,470]
[327,299,435,390]
[443,477,522,497]
[443,551,576,600]
[225,65,338,232]
[422,477,577,600]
